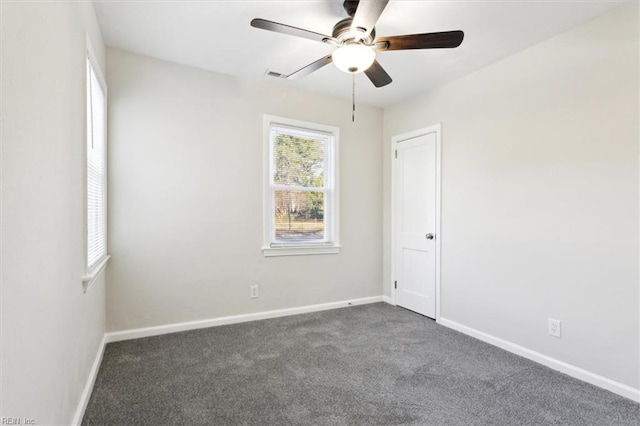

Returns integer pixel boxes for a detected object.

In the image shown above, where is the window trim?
[83,37,109,291]
[262,115,340,257]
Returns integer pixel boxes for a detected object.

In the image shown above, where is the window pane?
[87,59,106,269]
[273,133,324,188]
[274,190,324,241]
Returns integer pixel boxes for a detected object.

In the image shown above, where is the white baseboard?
[106,296,384,343]
[438,317,640,403]
[382,295,395,305]
[71,334,106,425]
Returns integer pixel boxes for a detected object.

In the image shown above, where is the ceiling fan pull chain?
[352,73,356,122]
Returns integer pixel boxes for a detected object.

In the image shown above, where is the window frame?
[82,39,110,290]
[262,115,340,257]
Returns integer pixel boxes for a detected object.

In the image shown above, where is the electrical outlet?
[250,285,259,299]
[548,318,561,338]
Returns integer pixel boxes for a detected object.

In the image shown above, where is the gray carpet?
[83,303,639,425]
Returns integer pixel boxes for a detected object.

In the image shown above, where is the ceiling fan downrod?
[343,0,360,17]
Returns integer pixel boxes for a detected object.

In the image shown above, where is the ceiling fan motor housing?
[332,18,376,45]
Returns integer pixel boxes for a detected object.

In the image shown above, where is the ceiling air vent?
[265,70,287,79]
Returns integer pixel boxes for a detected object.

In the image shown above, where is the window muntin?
[264,117,339,255]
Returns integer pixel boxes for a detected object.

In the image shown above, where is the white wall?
[105,49,383,332]
[1,1,107,424]
[384,4,639,389]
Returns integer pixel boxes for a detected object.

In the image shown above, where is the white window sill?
[82,255,111,292]
[262,245,341,257]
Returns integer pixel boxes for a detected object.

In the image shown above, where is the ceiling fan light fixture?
[332,44,375,74]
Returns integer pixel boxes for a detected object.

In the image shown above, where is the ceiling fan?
[251,0,464,88]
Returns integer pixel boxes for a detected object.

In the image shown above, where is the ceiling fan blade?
[364,60,392,88]
[375,31,464,51]
[251,18,334,44]
[286,55,333,80]
[350,0,389,40]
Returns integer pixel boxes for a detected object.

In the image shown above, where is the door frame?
[390,123,442,321]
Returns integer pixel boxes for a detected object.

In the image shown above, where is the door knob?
[425,233,434,240]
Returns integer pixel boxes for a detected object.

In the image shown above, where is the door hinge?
[394,280,397,289]
[395,150,397,159]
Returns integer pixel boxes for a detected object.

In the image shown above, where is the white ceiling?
[93,0,628,108]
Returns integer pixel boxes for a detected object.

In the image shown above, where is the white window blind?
[270,124,330,244]
[86,57,107,270]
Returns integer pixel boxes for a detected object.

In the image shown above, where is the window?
[84,51,108,283]
[263,116,340,256]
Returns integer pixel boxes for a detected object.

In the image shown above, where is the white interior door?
[394,131,438,318]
